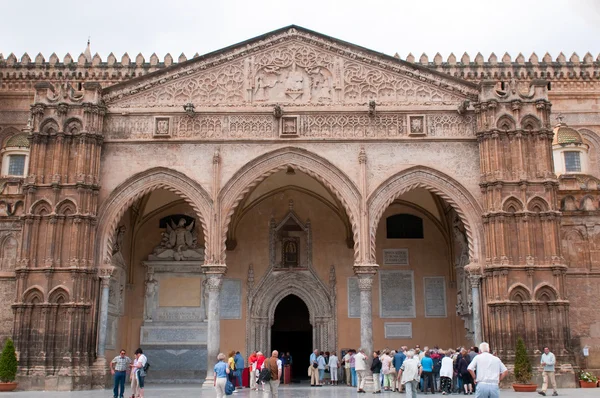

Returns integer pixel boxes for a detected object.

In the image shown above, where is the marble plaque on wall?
[384,322,413,338]
[423,276,447,318]
[141,325,207,345]
[347,277,360,318]
[379,270,416,318]
[383,249,409,265]
[220,279,242,319]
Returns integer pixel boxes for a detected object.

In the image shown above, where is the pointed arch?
[527,196,549,212]
[368,165,484,266]
[63,118,83,134]
[55,199,77,215]
[30,199,52,215]
[23,286,45,303]
[534,284,559,302]
[48,286,70,303]
[39,118,59,134]
[560,195,578,211]
[496,114,516,131]
[502,196,524,213]
[219,147,360,263]
[520,114,541,130]
[508,283,532,302]
[95,167,213,265]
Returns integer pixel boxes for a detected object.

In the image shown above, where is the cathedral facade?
[0,26,598,390]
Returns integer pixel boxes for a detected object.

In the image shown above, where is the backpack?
[258,359,272,383]
[225,380,235,395]
[143,361,150,372]
[432,356,441,373]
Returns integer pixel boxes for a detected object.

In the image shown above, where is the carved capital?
[205,274,223,292]
[98,265,115,286]
[468,274,482,288]
[356,274,374,291]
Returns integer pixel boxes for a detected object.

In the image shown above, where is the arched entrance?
[271,295,311,380]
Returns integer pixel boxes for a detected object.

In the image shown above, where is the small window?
[7,155,26,176]
[386,214,424,239]
[564,151,581,172]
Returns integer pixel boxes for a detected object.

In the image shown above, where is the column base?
[90,357,111,389]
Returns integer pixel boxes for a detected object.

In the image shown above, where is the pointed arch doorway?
[271,294,312,381]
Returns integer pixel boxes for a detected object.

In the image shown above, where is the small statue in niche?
[144,276,158,321]
[283,238,299,267]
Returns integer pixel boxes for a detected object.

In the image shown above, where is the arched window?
[386,214,424,239]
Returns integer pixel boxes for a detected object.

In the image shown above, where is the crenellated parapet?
[2,50,600,92]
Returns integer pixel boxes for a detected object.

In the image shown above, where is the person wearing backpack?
[130,348,147,398]
[261,350,282,397]
[214,353,231,398]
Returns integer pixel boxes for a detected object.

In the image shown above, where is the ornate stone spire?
[84,38,92,63]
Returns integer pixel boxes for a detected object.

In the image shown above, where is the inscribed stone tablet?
[423,277,447,317]
[347,277,360,318]
[379,270,415,318]
[384,322,412,338]
[220,279,242,319]
[383,249,409,265]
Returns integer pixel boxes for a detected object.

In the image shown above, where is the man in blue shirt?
[234,351,244,389]
[309,349,321,386]
[393,347,406,392]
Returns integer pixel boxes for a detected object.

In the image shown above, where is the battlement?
[1,50,600,92]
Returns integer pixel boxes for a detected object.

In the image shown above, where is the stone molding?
[246,268,336,355]
[95,167,213,267]
[368,165,484,266]
[219,146,361,263]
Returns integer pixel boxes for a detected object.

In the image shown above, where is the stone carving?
[302,114,404,138]
[427,114,476,137]
[104,35,473,108]
[281,116,298,136]
[103,115,152,139]
[144,275,158,321]
[183,102,195,117]
[409,115,425,135]
[111,225,126,255]
[155,118,170,136]
[270,211,312,269]
[343,62,467,104]
[150,218,204,261]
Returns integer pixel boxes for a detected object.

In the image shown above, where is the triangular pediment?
[103,26,478,109]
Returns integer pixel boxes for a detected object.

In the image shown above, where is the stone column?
[203,273,223,387]
[357,274,375,355]
[469,274,483,345]
[97,270,113,358]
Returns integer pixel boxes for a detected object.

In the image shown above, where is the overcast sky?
[2,0,600,62]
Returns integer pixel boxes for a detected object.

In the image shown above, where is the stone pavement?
[0,385,596,398]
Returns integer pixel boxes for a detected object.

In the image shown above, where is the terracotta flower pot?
[579,380,598,388]
[512,383,538,392]
[0,382,18,392]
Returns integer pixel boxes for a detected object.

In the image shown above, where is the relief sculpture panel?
[104,36,474,109]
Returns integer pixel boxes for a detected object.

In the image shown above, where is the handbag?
[312,363,318,368]
[225,380,235,395]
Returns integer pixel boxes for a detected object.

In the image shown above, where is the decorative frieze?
[103,112,476,140]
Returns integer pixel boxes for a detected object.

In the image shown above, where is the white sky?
[2,0,600,62]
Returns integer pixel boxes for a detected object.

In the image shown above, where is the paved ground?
[0,385,596,397]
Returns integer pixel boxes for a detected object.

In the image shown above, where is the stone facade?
[0,25,599,390]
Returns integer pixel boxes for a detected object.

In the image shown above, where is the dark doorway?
[271,294,312,382]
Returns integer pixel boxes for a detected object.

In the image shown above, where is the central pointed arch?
[368,166,484,266]
[219,147,361,263]
[95,167,213,266]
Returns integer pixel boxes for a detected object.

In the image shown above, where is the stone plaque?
[384,322,413,339]
[155,307,203,322]
[424,277,447,318]
[141,325,207,345]
[220,279,242,319]
[383,249,409,265]
[379,270,416,318]
[347,277,360,318]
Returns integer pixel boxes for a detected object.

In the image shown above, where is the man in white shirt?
[329,352,339,385]
[343,351,352,386]
[538,347,558,396]
[354,347,369,393]
[467,342,508,398]
[398,350,421,398]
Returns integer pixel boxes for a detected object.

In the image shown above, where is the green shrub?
[0,338,17,382]
[513,337,532,384]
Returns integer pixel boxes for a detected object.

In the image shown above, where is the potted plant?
[512,337,537,392]
[578,371,598,388]
[0,338,18,392]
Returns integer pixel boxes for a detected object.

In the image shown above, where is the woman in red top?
[248,351,258,390]
[255,352,266,391]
